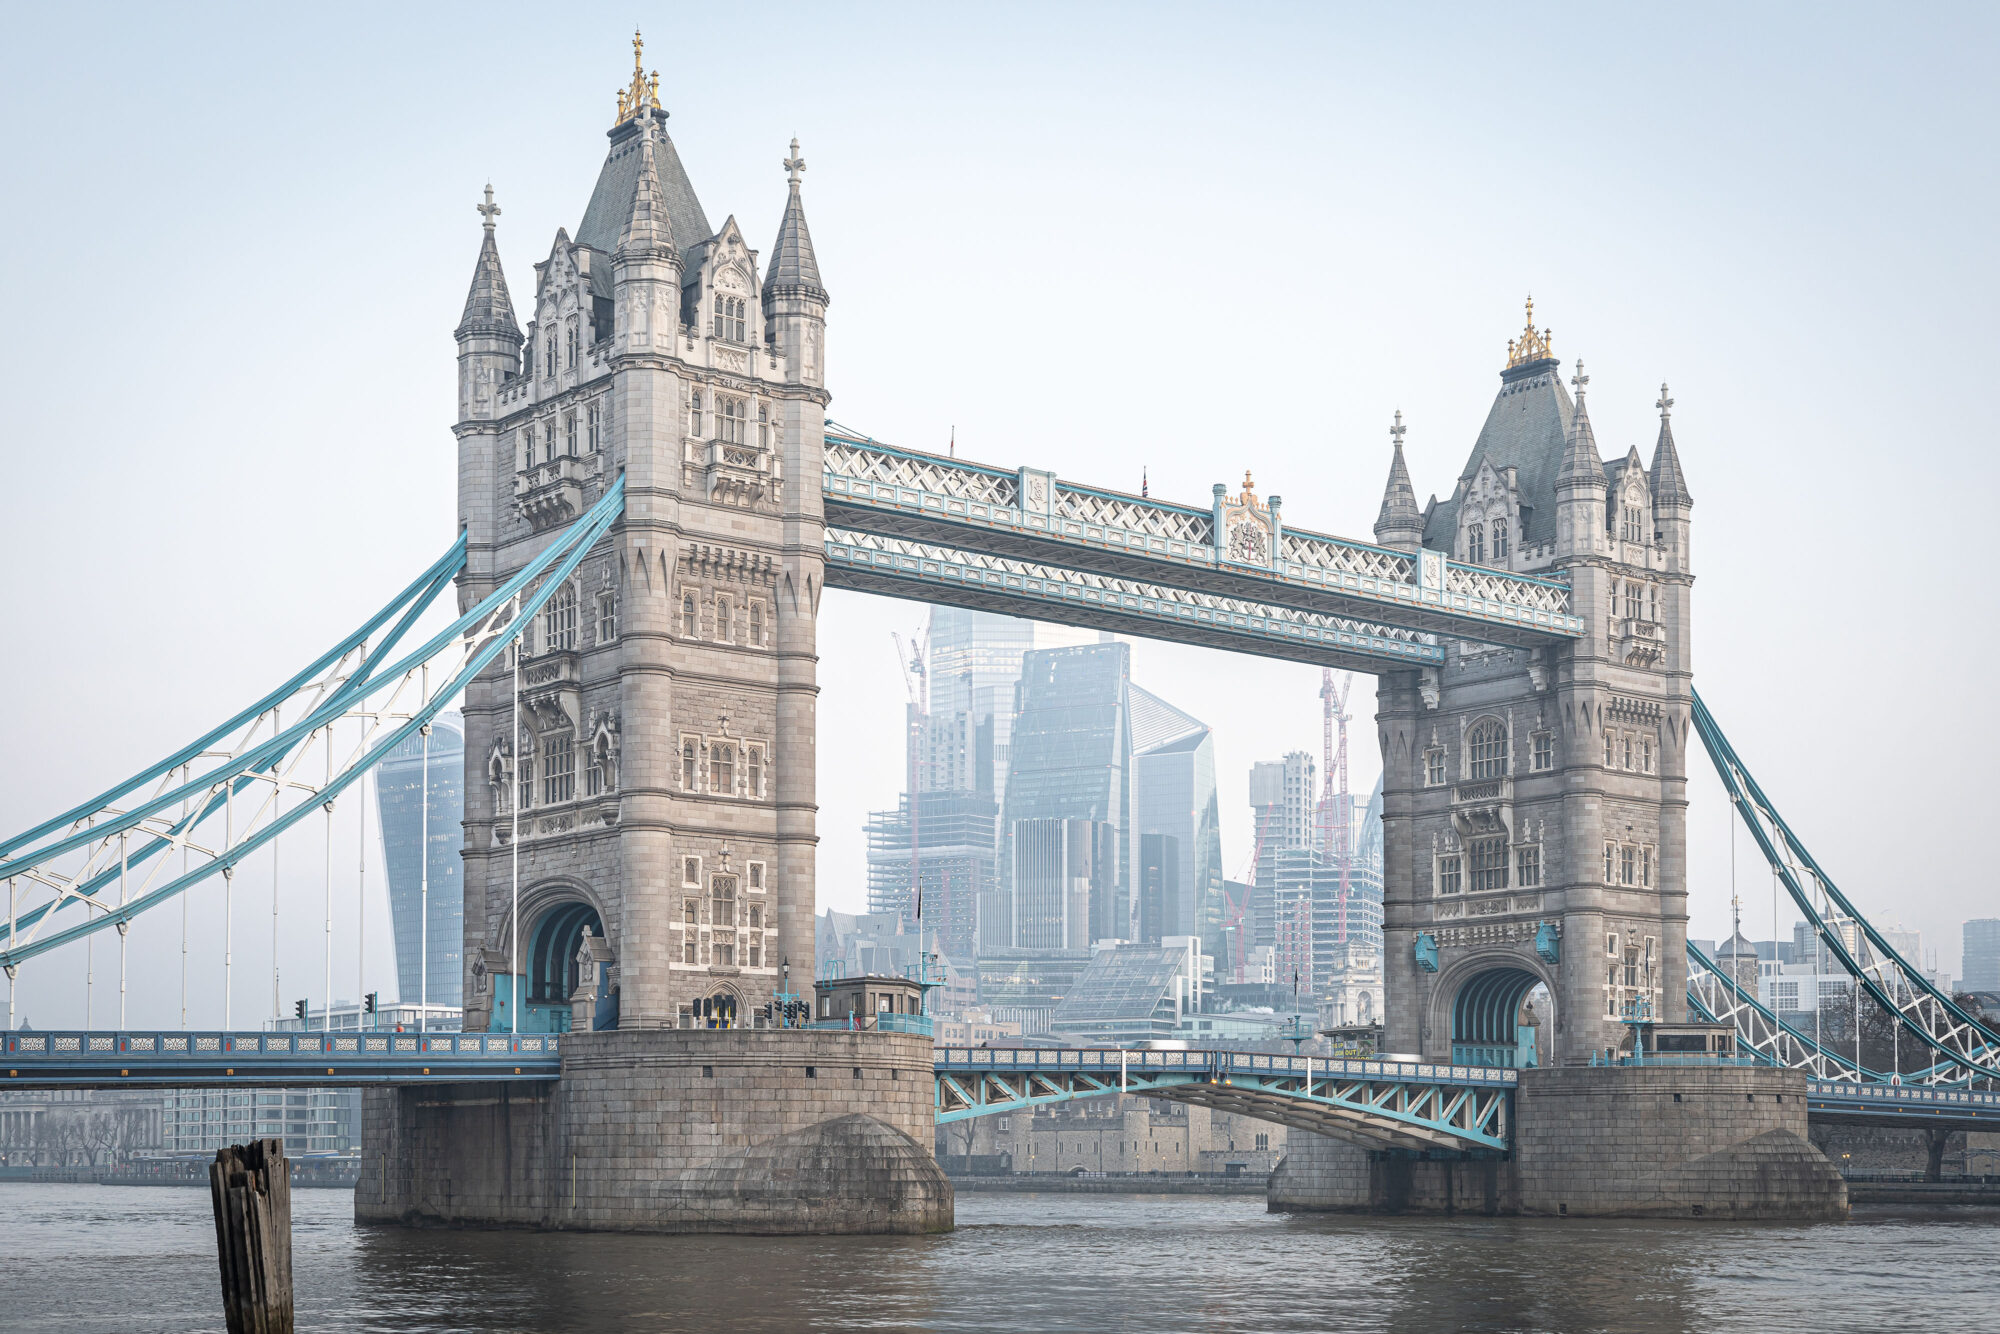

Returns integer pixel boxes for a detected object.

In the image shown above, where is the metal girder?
[825,528,1444,675]
[0,481,627,971]
[822,432,1582,647]
[1692,692,2000,1085]
[0,1029,561,1089]
[933,1048,1513,1153]
[1803,1078,2000,1132]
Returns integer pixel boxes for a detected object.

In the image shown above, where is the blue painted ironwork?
[0,479,627,970]
[932,1046,1513,1153]
[824,528,1443,673]
[1413,933,1439,973]
[1692,691,2000,1083]
[1535,922,1560,965]
[822,431,1585,646]
[0,1029,559,1088]
[1805,1078,2000,1130]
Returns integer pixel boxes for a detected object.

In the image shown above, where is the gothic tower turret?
[1373,411,1425,552]
[454,186,523,595]
[454,36,831,1034]
[1377,301,1696,1068]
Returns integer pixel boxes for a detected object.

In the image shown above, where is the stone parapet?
[357,1028,951,1234]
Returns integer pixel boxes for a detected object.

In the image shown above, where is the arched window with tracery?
[1467,718,1508,780]
[1466,524,1485,564]
[1491,519,1509,562]
[682,594,698,638]
[544,583,577,652]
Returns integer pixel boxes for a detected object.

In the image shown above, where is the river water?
[2,1183,1994,1333]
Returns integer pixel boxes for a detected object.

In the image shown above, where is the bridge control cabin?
[814,974,932,1036]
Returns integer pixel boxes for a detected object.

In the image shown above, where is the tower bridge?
[2,36,1988,1229]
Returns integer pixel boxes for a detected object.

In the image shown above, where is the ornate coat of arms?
[1220,471,1271,565]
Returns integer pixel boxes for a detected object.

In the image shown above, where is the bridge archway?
[522,899,605,1034]
[1447,964,1549,1068]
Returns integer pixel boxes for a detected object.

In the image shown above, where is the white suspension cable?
[419,674,431,1034]
[180,763,189,1030]
[510,609,522,1037]
[323,730,334,1032]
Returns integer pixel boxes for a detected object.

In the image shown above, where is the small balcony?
[515,454,596,532]
[701,439,778,508]
[520,649,580,732]
[1620,618,1666,667]
[1450,775,1513,839]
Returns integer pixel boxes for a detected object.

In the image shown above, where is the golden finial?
[614,29,664,128]
[1233,469,1264,509]
[1505,294,1554,369]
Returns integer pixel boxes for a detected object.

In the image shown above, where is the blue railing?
[932,1046,1518,1088]
[809,1014,934,1037]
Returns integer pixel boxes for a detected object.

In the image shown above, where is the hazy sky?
[2,4,1995,1025]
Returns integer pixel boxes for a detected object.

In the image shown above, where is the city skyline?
[2,8,1995,1030]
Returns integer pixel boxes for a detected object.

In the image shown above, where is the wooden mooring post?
[208,1138,294,1334]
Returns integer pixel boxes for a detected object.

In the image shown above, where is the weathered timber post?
[209,1138,294,1334]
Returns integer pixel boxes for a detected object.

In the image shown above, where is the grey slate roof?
[456,227,520,341]
[765,179,826,301]
[1376,441,1421,531]
[1650,416,1693,507]
[615,119,675,261]
[1422,358,1580,550]
[576,117,712,267]
[1558,392,1608,489]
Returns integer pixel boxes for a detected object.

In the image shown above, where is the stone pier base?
[357,1029,953,1234]
[1269,1064,1847,1220]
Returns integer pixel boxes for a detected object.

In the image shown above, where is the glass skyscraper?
[1131,685,1222,944]
[1000,643,1136,944]
[374,711,465,1009]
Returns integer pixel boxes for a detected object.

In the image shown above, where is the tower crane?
[1317,670,1355,943]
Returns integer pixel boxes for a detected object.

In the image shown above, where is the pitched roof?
[1557,388,1608,488]
[1376,441,1421,531]
[766,168,826,302]
[615,116,676,261]
[576,116,712,264]
[1423,358,1576,550]
[1651,414,1693,507]
[456,225,520,341]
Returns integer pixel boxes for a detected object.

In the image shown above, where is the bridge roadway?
[9,1032,1995,1149]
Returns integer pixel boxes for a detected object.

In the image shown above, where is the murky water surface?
[2,1183,1995,1332]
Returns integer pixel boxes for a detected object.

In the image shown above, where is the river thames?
[2,1184,1996,1332]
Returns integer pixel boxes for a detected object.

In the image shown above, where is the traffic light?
[293,998,307,1022]
[363,992,378,1015]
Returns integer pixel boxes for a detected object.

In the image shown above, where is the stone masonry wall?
[1511,1065,1845,1219]
[1268,1065,1847,1220]
[357,1029,952,1234]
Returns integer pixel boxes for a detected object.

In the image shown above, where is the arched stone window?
[681,740,697,790]
[715,599,732,643]
[709,742,735,794]
[748,602,764,646]
[1467,718,1507,780]
[690,392,704,437]
[544,583,577,652]
[682,594,698,638]
[1466,524,1485,564]
[1491,519,1509,561]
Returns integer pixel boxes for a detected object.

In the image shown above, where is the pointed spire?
[616,110,676,262]
[765,137,827,304]
[1650,382,1693,507]
[1557,360,1605,486]
[456,183,520,342]
[1374,410,1424,549]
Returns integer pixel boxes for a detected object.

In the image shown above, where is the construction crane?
[1317,670,1355,944]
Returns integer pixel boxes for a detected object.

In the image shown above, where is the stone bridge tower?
[1372,302,1695,1067]
[450,38,829,1033]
